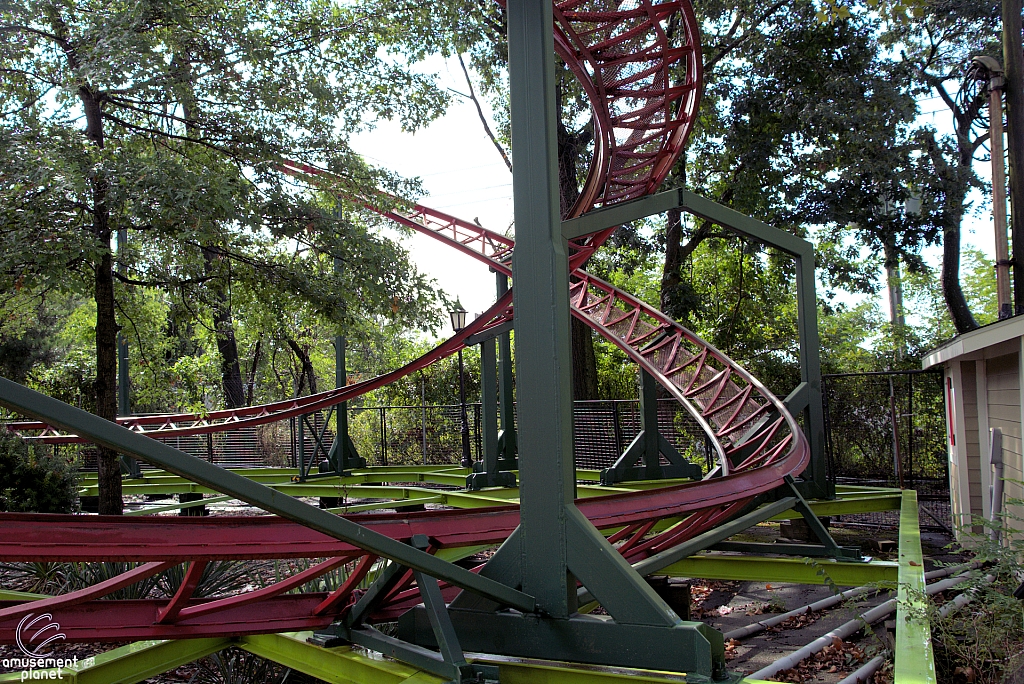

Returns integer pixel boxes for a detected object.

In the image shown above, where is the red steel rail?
[0,0,809,645]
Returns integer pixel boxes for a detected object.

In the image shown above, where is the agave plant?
[0,562,68,595]
[159,561,263,599]
[187,648,290,684]
[63,562,163,599]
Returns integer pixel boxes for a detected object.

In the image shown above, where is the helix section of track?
[1,0,809,645]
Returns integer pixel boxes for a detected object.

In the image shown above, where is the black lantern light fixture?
[449,301,472,468]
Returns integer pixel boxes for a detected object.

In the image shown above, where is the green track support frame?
[401,2,726,678]
[466,313,517,491]
[325,253,366,476]
[600,369,703,485]
[563,188,831,499]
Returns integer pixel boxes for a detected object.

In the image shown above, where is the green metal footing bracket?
[398,608,727,681]
[601,370,702,485]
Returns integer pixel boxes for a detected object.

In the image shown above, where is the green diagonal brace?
[0,376,534,613]
[783,475,860,560]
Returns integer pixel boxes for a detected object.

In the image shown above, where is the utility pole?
[1002,0,1024,313]
[973,56,1014,318]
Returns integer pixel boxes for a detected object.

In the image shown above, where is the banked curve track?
[0,0,809,644]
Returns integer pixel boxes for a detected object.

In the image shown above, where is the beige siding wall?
[986,352,1023,533]
[961,361,984,520]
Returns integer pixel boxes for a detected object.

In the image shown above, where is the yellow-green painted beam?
[0,638,230,684]
[768,493,903,520]
[895,489,935,684]
[658,554,898,586]
[239,632,446,684]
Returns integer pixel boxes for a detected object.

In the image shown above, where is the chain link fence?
[823,370,951,531]
[70,371,955,533]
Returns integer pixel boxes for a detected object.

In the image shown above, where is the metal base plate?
[397,607,728,680]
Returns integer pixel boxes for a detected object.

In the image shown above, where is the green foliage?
[0,432,78,513]
[158,561,259,599]
[0,0,452,421]
[927,512,1024,683]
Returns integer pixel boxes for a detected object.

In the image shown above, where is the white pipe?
[990,428,1005,543]
[725,562,978,642]
[836,655,885,684]
[748,573,973,681]
[937,574,995,618]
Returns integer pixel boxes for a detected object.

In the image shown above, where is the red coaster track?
[0,0,808,645]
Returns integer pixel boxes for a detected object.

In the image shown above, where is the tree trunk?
[286,338,318,396]
[556,95,599,399]
[246,338,262,405]
[571,316,599,399]
[1003,0,1024,313]
[661,208,711,324]
[924,132,979,334]
[882,241,905,361]
[941,220,979,333]
[202,246,246,409]
[80,84,123,514]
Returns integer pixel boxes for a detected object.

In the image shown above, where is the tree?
[0,0,448,512]
[881,0,1001,332]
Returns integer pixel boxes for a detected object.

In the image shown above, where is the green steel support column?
[467,338,516,490]
[416,3,722,677]
[795,252,830,498]
[640,370,660,473]
[506,0,576,616]
[480,338,498,471]
[326,254,365,475]
[495,271,518,468]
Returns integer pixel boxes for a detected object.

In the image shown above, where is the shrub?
[929,512,1024,684]
[0,432,78,513]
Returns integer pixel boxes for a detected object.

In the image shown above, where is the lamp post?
[450,303,472,469]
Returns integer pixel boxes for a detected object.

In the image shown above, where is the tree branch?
[457,52,512,172]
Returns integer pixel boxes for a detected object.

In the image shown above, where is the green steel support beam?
[0,638,230,684]
[561,188,682,240]
[577,497,799,606]
[495,271,518,469]
[325,251,366,474]
[467,336,516,490]
[0,377,534,613]
[244,631,703,684]
[658,555,898,586]
[895,489,936,684]
[116,228,141,479]
[768,492,903,519]
[501,0,705,640]
[125,494,233,516]
[506,0,577,617]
